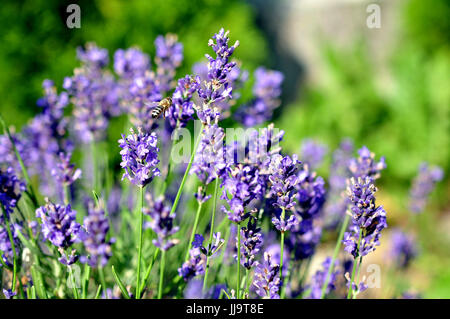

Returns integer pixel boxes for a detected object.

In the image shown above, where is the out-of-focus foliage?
[0,0,267,129]
[277,0,449,194]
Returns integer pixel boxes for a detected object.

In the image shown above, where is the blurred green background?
[0,0,448,297]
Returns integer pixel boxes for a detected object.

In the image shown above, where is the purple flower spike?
[119,127,161,188]
[154,34,183,94]
[168,75,199,129]
[299,139,328,170]
[238,217,263,269]
[36,199,81,249]
[80,203,114,268]
[348,146,386,180]
[253,252,281,299]
[51,152,82,188]
[343,177,387,258]
[144,195,179,251]
[307,257,340,299]
[390,229,417,269]
[409,162,443,214]
[0,167,26,218]
[236,67,284,127]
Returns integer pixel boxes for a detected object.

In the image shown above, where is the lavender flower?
[154,34,183,94]
[144,195,179,251]
[64,43,120,143]
[0,167,26,218]
[114,47,150,79]
[3,289,17,299]
[119,127,161,188]
[236,67,283,127]
[324,139,354,228]
[307,257,340,299]
[253,252,281,299]
[343,177,387,258]
[221,164,263,223]
[268,154,301,232]
[348,146,386,180]
[300,139,328,170]
[390,229,417,269]
[36,199,81,265]
[238,217,263,269]
[184,279,228,299]
[178,241,206,282]
[80,204,114,268]
[51,152,82,188]
[409,162,444,213]
[288,164,326,260]
[196,28,239,118]
[0,223,20,268]
[167,75,199,130]
[191,114,227,202]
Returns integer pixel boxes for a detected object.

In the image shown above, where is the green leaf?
[111,265,130,299]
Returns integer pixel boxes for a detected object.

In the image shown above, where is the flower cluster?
[409,162,443,213]
[348,146,386,180]
[80,203,114,268]
[221,164,263,223]
[343,177,387,258]
[288,164,326,260]
[238,217,263,269]
[299,139,328,170]
[64,43,120,143]
[144,195,179,251]
[36,199,81,265]
[168,75,199,130]
[389,229,417,269]
[268,154,301,232]
[253,252,281,299]
[0,223,20,267]
[154,34,183,94]
[306,257,340,299]
[235,67,283,127]
[51,152,82,189]
[119,127,160,188]
[324,139,354,228]
[0,167,26,218]
[196,28,239,120]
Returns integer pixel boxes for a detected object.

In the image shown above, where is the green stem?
[353,256,364,299]
[99,267,107,299]
[94,285,102,299]
[320,213,350,299]
[237,222,242,299]
[158,250,166,299]
[184,201,203,262]
[169,124,203,218]
[135,186,145,299]
[81,263,91,299]
[139,248,160,298]
[347,228,363,299]
[2,208,18,293]
[202,178,219,292]
[245,268,250,297]
[279,207,286,298]
[68,266,79,299]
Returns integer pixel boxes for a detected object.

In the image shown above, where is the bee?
[151,97,172,119]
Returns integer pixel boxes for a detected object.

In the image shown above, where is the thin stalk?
[184,201,203,261]
[81,263,91,299]
[158,249,166,299]
[111,265,130,299]
[2,208,18,293]
[279,207,286,298]
[202,178,219,292]
[236,222,242,299]
[169,124,203,217]
[347,228,363,299]
[245,268,250,296]
[135,185,145,298]
[94,285,102,299]
[139,248,160,298]
[352,256,364,299]
[99,267,107,299]
[68,265,79,299]
[320,213,350,299]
